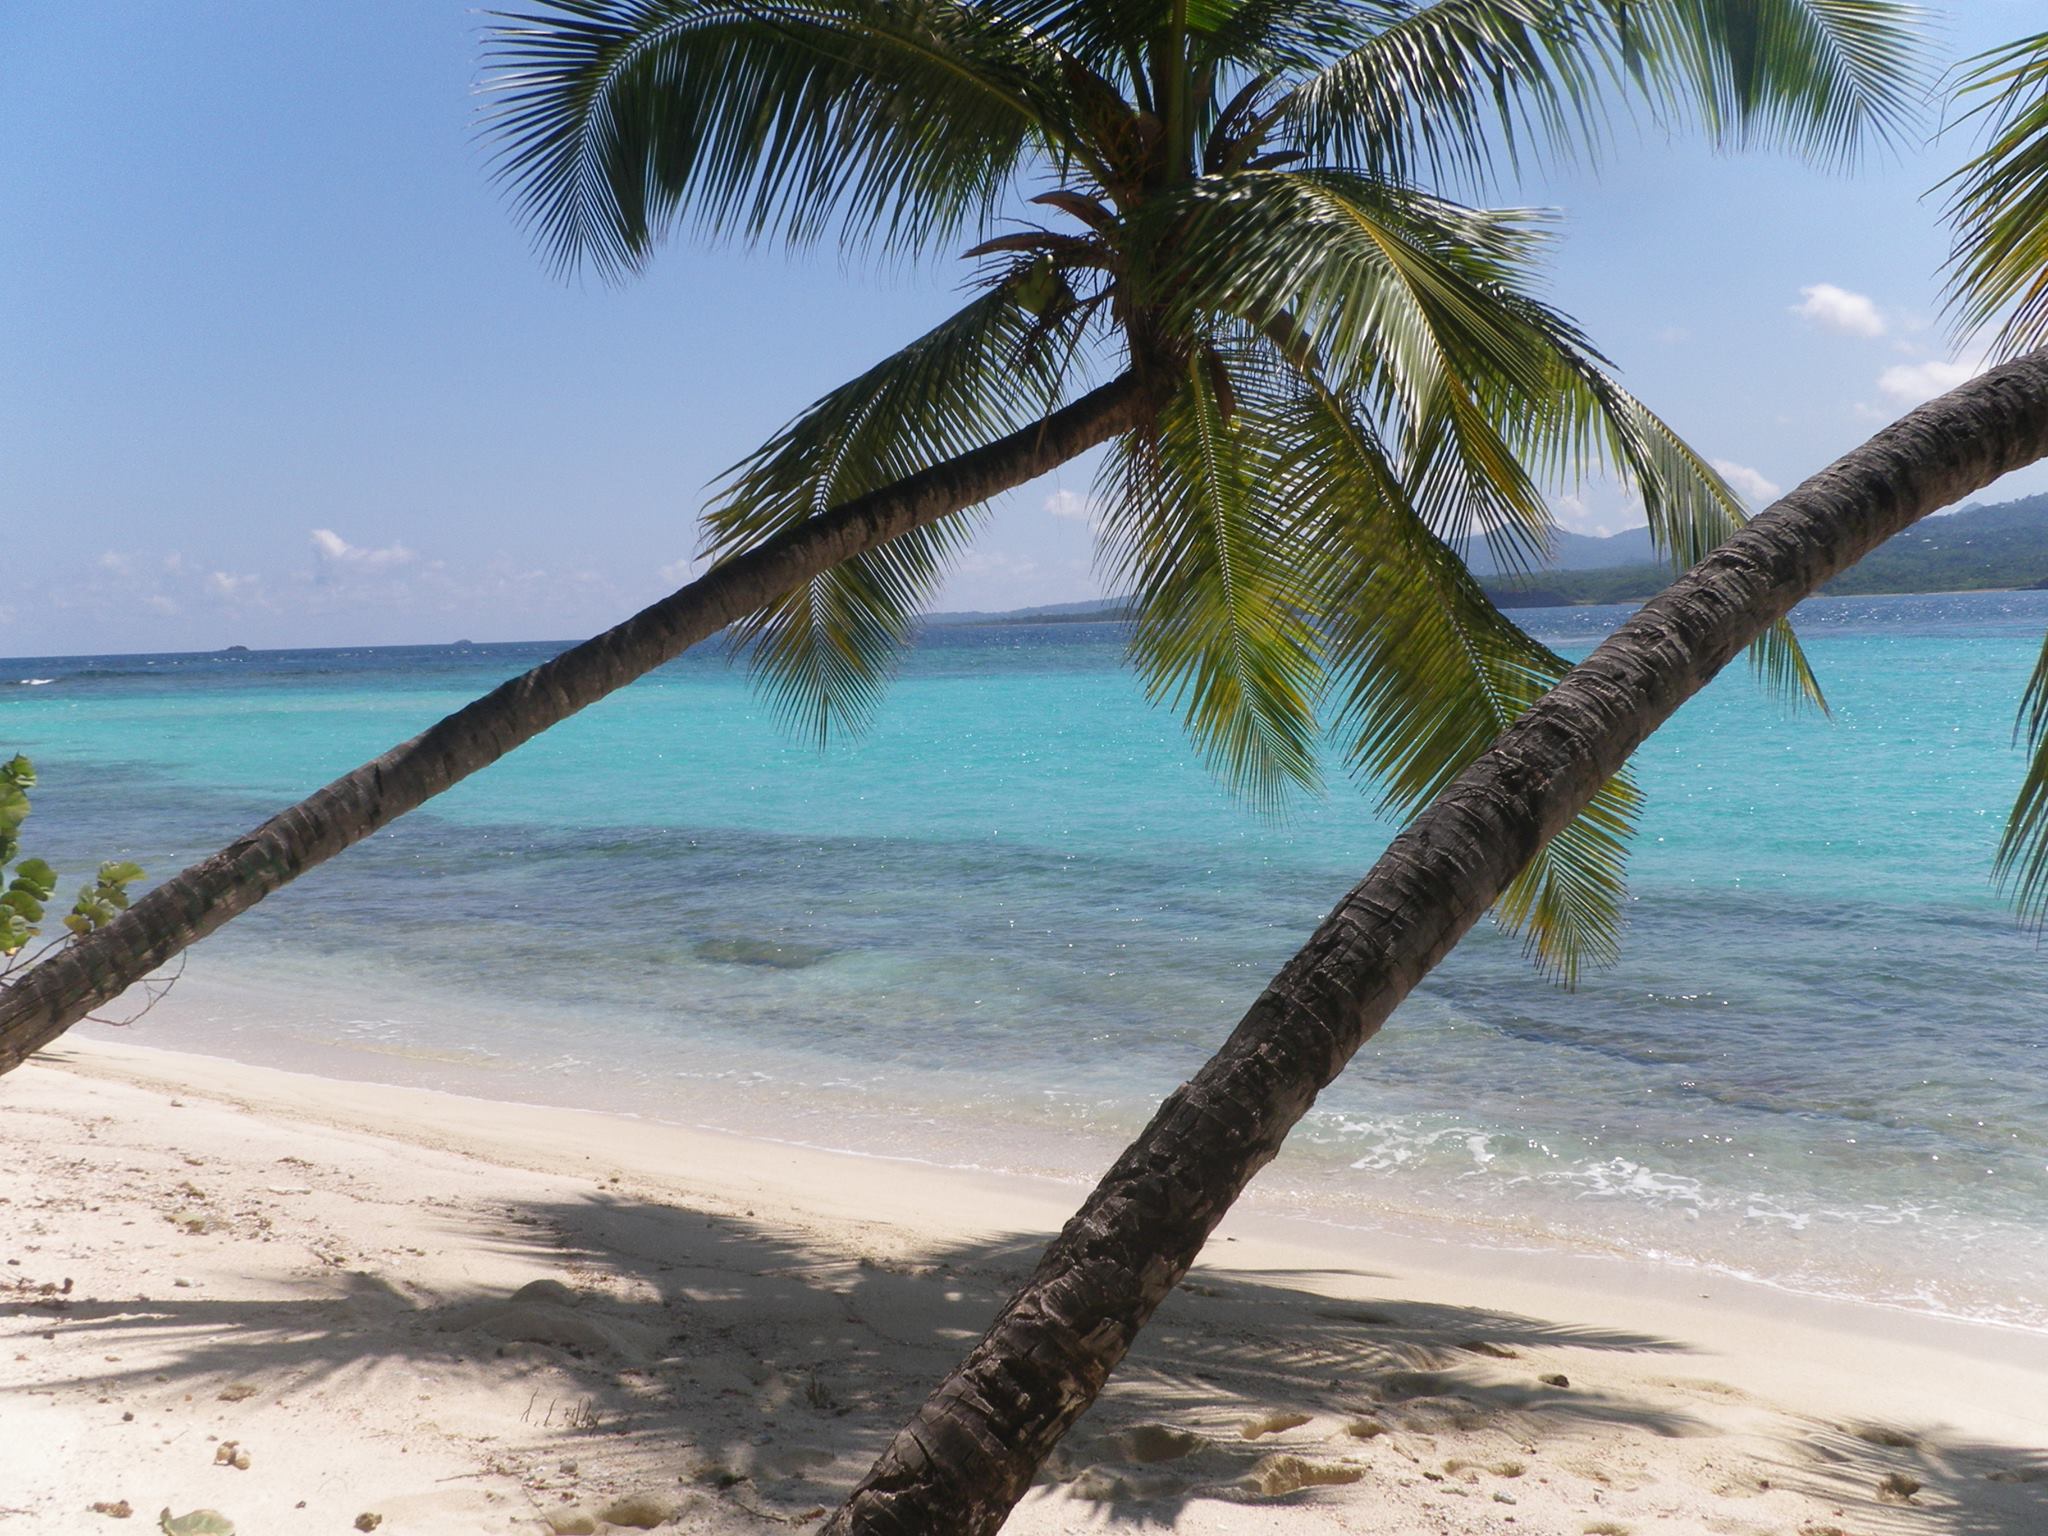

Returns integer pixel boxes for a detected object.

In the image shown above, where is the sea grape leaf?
[11,857,55,897]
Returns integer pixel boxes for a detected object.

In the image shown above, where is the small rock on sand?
[353,1516,382,1533]
[89,1500,133,1519]
[1877,1472,1923,1504]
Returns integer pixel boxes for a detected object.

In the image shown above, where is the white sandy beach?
[3,1035,2044,1535]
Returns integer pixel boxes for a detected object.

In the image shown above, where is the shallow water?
[7,590,2046,1328]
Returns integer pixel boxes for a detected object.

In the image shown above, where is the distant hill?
[1467,525,1656,575]
[924,598,1130,626]
[1485,492,2048,607]
[919,493,2048,626]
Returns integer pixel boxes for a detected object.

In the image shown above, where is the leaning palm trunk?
[0,374,1148,1075]
[823,354,2048,1536]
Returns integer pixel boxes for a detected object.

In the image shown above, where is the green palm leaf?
[1509,339,1825,708]
[1283,0,1924,183]
[483,0,1071,273]
[1996,631,2048,931]
[708,282,1083,741]
[1156,168,1820,706]
[1941,31,2048,932]
[1280,369,1639,982]
[1940,30,2048,360]
[1145,170,1560,471]
[1098,343,1328,808]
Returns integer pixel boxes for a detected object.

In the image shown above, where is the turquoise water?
[6,592,2047,1328]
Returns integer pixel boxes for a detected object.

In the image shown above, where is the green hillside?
[1485,493,2048,608]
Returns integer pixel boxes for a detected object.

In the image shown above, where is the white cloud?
[1792,283,1886,338]
[311,527,414,569]
[657,555,701,587]
[1652,325,1691,346]
[207,570,258,597]
[1044,488,1091,521]
[1709,459,1782,507]
[1877,356,1983,407]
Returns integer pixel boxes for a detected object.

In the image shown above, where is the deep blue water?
[6,592,2046,1327]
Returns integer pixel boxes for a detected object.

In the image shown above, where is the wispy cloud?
[1709,459,1782,507]
[311,528,414,570]
[1792,283,1886,338]
[1876,356,1983,407]
[1044,488,1092,522]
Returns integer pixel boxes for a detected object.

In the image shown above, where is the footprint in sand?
[1240,1410,1313,1440]
[1246,1454,1365,1496]
[1373,1370,1451,1401]
[433,1277,663,1361]
[1112,1424,1207,1463]
[1065,1465,1186,1502]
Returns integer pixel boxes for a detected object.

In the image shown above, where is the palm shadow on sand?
[12,1186,2044,1533]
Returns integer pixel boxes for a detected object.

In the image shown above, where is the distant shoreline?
[10,584,2048,666]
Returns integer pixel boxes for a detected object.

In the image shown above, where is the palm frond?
[1097,344,1327,809]
[1279,374,1638,983]
[1281,0,1925,184]
[1523,349,1826,709]
[482,0,1070,274]
[1159,163,1821,715]
[1146,170,1560,456]
[1995,629,2048,930]
[1940,30,2048,360]
[1624,0,1927,164]
[707,281,1084,741]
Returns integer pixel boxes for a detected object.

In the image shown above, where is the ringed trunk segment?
[825,353,2048,1536]
[0,373,1152,1075]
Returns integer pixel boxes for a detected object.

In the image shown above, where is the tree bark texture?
[0,374,1150,1075]
[822,354,2048,1535]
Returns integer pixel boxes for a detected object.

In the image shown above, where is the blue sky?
[5,1,2044,655]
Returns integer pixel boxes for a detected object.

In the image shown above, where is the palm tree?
[0,0,1922,1071]
[825,30,2048,1525]
[816,354,2048,1536]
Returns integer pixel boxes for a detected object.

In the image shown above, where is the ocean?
[5,591,2046,1331]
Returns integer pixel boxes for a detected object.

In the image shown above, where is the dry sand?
[3,1036,2044,1535]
